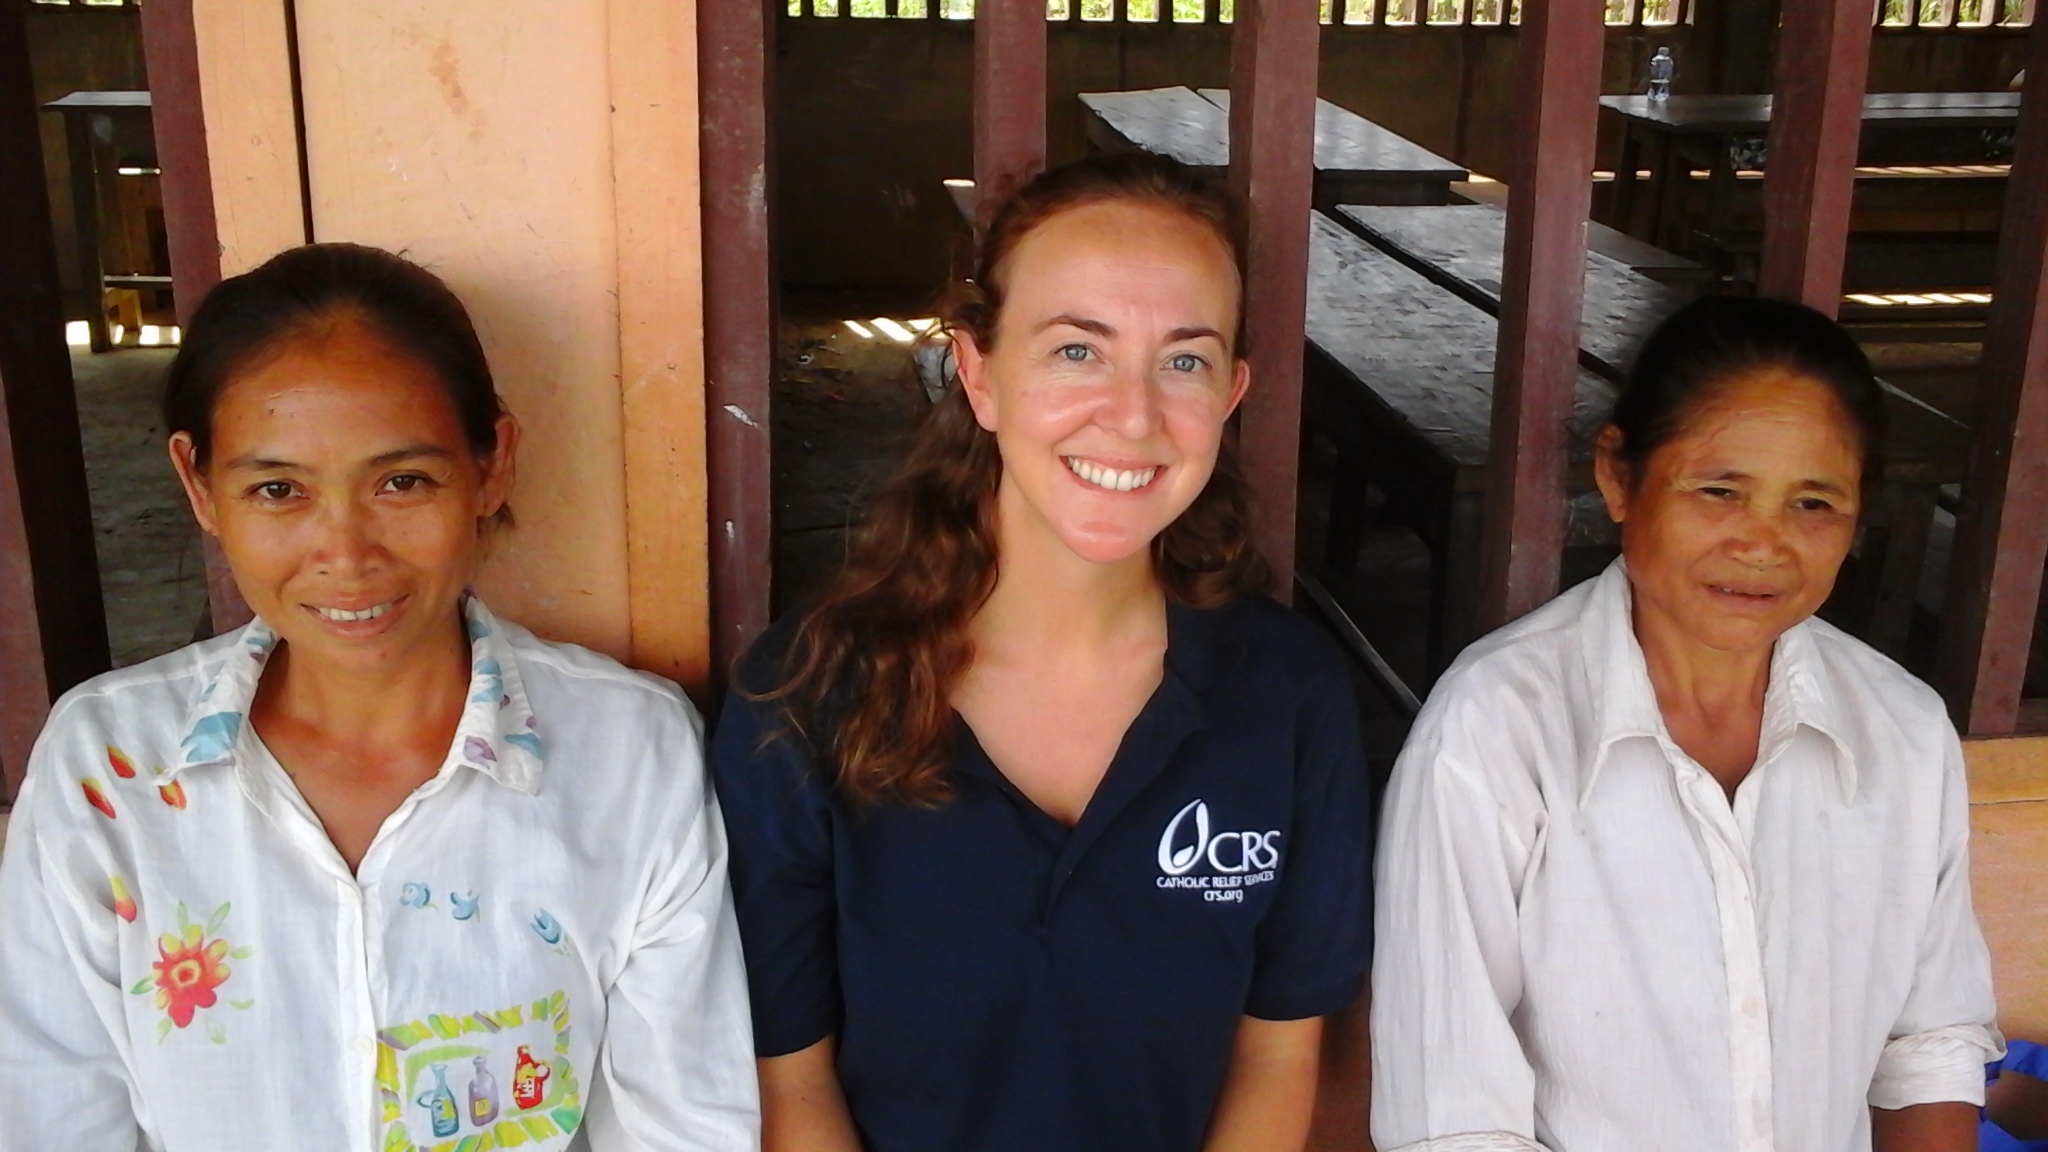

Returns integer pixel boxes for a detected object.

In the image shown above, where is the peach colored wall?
[1967,736,2048,1044]
[189,0,710,680]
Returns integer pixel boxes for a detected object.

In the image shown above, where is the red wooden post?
[973,0,1047,233]
[700,0,778,677]
[1754,0,1874,313]
[1228,0,1320,600]
[140,0,255,634]
[0,1,110,796]
[1475,0,1605,631]
[1934,30,2048,735]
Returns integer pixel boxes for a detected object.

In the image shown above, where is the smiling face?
[955,198,1248,570]
[1596,365,1864,659]
[168,314,516,676]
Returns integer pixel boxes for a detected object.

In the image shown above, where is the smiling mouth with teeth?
[1064,457,1159,493]
[312,602,393,623]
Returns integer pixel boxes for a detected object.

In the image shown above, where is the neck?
[257,609,472,749]
[973,481,1165,657]
[1630,595,1774,720]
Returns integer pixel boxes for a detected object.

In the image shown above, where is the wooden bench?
[1078,86,1468,211]
[1967,735,2048,1045]
[1304,211,1618,672]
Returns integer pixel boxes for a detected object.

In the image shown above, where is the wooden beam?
[1935,31,2048,736]
[139,0,257,635]
[1228,0,1321,601]
[972,0,1047,234]
[1475,0,1605,631]
[0,2,110,797]
[611,0,714,697]
[1754,0,1874,313]
[700,0,777,680]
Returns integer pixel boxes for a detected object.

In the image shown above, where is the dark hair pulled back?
[759,151,1268,808]
[1609,294,1885,489]
[163,242,508,471]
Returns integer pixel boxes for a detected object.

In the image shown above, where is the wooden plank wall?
[145,0,714,693]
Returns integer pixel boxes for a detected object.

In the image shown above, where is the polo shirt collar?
[1577,559,1859,806]
[172,595,548,795]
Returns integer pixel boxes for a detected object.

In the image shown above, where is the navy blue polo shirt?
[710,594,1374,1152]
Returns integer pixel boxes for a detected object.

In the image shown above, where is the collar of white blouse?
[162,594,549,797]
[1574,560,1859,809]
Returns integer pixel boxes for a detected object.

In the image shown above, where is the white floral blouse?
[0,598,758,1152]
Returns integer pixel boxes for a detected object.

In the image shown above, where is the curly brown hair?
[757,152,1271,807]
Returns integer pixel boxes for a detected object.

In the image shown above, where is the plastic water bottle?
[1648,47,1675,102]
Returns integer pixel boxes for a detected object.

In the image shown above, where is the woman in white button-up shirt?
[0,244,757,1151]
[1372,295,2002,1152]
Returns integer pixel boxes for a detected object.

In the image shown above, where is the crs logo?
[1156,799,1283,877]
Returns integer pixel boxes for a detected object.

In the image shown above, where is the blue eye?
[1168,353,1205,373]
[1057,344,1092,362]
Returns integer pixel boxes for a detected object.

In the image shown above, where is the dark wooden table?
[1309,205,1970,662]
[1304,211,1618,669]
[1601,92,2020,253]
[1078,86,1468,210]
[1196,88,1467,207]
[42,91,164,352]
[1334,202,1689,383]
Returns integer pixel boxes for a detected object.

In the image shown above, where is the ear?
[1223,357,1250,419]
[167,432,221,537]
[1592,424,1631,525]
[478,413,520,521]
[954,330,999,433]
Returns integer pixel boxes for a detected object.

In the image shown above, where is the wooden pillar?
[973,0,1047,234]
[1476,0,1605,631]
[700,0,777,678]
[1754,0,1874,313]
[0,2,110,796]
[139,0,258,634]
[1228,0,1320,600]
[1935,32,2048,735]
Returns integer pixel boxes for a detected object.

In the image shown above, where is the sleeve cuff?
[1244,969,1364,1022]
[1381,1133,1549,1152]
[1867,1023,2007,1110]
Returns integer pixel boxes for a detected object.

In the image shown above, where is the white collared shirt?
[0,599,758,1152]
[1371,561,2002,1152]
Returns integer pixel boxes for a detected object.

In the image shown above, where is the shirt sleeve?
[708,678,844,1057]
[0,735,146,1152]
[1865,728,2004,1111]
[1369,707,1550,1152]
[584,702,761,1151]
[1243,660,1375,1021]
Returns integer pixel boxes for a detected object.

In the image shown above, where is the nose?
[1723,504,1791,566]
[310,495,383,577]
[1096,360,1163,441]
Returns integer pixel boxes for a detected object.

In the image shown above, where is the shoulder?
[31,632,243,777]
[494,615,702,736]
[1796,616,1956,767]
[1199,593,1354,695]
[1426,579,1594,725]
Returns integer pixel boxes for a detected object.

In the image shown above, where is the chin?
[1057,525,1159,567]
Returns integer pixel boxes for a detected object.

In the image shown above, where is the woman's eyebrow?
[1034,314,1114,338]
[1166,326,1225,344]
[368,445,456,467]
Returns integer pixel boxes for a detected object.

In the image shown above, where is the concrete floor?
[71,346,210,668]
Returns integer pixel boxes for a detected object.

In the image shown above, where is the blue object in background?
[1983,1040,2048,1152]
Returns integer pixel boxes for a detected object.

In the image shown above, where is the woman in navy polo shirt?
[711,153,1373,1152]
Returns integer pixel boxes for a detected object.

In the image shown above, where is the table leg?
[1432,490,1486,674]
[1612,126,1643,235]
[1647,130,1678,252]
[61,113,107,353]
[1706,132,1738,253]
[1325,454,1371,573]
[1866,482,1937,659]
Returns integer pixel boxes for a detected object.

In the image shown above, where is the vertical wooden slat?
[611,0,714,697]
[973,0,1048,233]
[1228,0,1320,600]
[1753,0,1874,312]
[700,0,777,677]
[1475,0,1604,630]
[1935,31,2048,734]
[139,0,259,635]
[0,0,110,796]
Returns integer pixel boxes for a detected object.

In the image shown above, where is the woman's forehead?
[996,203,1239,331]
[1663,370,1864,470]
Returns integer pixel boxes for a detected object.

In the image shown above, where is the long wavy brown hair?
[758,152,1271,807]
